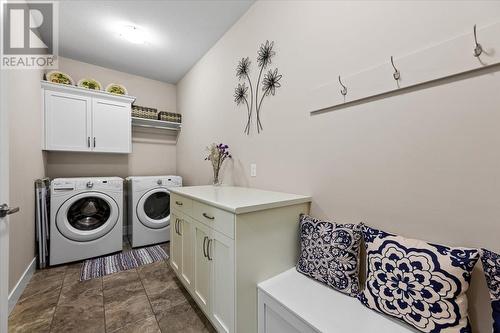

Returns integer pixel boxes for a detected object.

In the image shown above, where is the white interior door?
[1,71,13,331]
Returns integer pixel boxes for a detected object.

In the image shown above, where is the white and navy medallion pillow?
[358,225,479,333]
[296,214,362,297]
[480,248,500,333]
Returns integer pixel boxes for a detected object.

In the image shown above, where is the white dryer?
[50,177,123,265]
[127,175,182,247]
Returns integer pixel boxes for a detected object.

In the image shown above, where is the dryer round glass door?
[136,188,170,229]
[56,192,119,242]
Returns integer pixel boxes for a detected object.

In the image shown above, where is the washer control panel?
[52,178,123,192]
[52,180,76,191]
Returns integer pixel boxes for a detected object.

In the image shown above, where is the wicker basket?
[132,105,157,119]
[158,111,181,123]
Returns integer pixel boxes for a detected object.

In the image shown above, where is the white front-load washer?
[127,175,182,248]
[50,177,123,265]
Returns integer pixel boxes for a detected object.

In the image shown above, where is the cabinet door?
[170,212,182,276]
[44,90,91,151]
[179,216,194,291]
[210,230,235,333]
[193,220,211,314]
[92,98,131,153]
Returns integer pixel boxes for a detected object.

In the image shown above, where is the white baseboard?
[8,257,37,314]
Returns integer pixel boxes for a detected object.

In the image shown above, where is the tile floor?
[8,238,215,333]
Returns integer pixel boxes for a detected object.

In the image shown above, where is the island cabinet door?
[179,215,194,291]
[209,229,235,333]
[193,220,211,315]
[170,212,182,276]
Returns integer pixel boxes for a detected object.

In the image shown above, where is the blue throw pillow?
[296,214,363,297]
[480,248,500,333]
[358,225,479,333]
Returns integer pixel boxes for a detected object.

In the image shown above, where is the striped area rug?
[80,245,169,281]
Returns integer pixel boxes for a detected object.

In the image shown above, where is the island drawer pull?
[202,213,215,220]
[175,201,183,206]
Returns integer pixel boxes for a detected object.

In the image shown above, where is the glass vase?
[212,169,221,186]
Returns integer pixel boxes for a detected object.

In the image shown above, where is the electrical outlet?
[250,163,257,177]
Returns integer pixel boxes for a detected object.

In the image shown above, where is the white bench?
[257,268,419,333]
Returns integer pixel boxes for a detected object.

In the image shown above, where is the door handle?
[174,219,178,235]
[93,137,96,148]
[203,236,208,258]
[202,213,214,220]
[87,137,90,148]
[207,239,213,261]
[0,204,20,218]
[178,219,182,236]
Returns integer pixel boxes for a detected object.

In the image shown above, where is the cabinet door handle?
[87,137,90,148]
[207,239,213,261]
[175,219,179,235]
[203,236,208,258]
[93,137,96,148]
[175,201,183,206]
[202,213,214,220]
[178,219,182,236]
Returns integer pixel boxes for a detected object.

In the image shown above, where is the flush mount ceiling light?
[118,25,149,44]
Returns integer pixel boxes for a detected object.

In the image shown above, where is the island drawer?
[192,200,235,238]
[171,193,192,214]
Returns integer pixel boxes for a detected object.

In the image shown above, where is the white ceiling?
[57,1,254,83]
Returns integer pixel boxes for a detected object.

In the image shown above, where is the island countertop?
[169,185,312,214]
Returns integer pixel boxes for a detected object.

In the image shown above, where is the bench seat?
[257,268,419,333]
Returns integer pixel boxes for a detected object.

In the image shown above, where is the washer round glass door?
[136,188,170,229]
[56,192,119,242]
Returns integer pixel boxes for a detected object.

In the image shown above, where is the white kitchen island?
[169,185,311,333]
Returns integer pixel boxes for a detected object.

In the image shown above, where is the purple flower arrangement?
[205,143,232,185]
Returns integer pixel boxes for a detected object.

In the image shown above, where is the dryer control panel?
[130,176,182,192]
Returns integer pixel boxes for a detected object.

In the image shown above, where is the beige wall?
[176,1,500,332]
[7,69,46,292]
[7,56,177,291]
[46,57,177,179]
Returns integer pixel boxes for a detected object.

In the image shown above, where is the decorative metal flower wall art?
[233,40,282,134]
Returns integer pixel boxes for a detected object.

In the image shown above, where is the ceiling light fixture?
[119,25,148,44]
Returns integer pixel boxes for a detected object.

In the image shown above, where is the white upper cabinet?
[44,90,91,152]
[42,81,135,153]
[92,98,131,153]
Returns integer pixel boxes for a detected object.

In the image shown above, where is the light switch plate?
[250,163,257,177]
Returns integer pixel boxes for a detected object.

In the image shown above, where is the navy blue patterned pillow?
[358,225,479,333]
[296,214,362,297]
[480,248,500,333]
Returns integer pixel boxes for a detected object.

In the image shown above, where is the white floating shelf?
[131,117,182,131]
